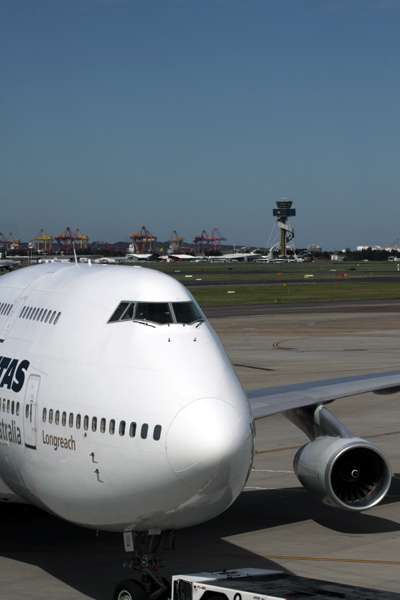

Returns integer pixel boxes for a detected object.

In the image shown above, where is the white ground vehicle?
[170,568,400,600]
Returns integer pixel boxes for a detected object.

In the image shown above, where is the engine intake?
[294,436,391,511]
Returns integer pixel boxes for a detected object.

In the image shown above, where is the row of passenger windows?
[42,408,162,441]
[109,301,202,325]
[2,398,20,415]
[19,306,61,325]
[0,303,13,316]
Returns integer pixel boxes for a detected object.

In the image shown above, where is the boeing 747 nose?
[166,396,254,527]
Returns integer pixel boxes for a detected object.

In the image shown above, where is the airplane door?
[23,375,40,450]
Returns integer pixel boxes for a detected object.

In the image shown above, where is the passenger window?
[25,404,29,418]
[135,303,172,324]
[45,311,51,323]
[37,309,43,321]
[84,415,89,430]
[119,421,126,436]
[92,417,97,432]
[42,408,47,422]
[26,307,33,319]
[69,413,74,427]
[153,425,162,441]
[16,402,20,416]
[62,411,67,426]
[49,409,53,423]
[49,311,56,324]
[29,308,36,320]
[129,422,136,437]
[54,312,61,325]
[2,399,5,412]
[11,401,14,415]
[109,419,115,435]
[76,414,81,429]
[108,302,130,323]
[7,304,12,315]
[55,410,60,425]
[7,400,10,413]
[20,307,26,318]
[100,418,106,433]
[41,310,47,322]
[141,424,148,439]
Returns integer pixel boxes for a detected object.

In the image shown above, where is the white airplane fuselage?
[0,264,254,532]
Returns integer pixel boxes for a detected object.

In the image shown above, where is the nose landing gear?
[113,530,174,600]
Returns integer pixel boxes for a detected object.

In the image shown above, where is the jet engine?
[293,436,391,511]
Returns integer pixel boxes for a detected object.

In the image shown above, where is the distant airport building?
[307,244,321,252]
[357,245,382,251]
[357,241,400,252]
[331,254,344,262]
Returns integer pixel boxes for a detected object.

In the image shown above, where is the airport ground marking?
[2,548,400,566]
[273,341,296,351]
[156,552,400,566]
[233,363,274,372]
[252,469,294,473]
[263,556,400,566]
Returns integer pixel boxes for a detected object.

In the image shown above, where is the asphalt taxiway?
[1,300,400,598]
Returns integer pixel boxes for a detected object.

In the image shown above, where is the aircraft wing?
[247,370,400,420]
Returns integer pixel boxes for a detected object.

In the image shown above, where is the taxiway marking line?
[273,341,295,350]
[2,549,398,566]
[165,553,400,566]
[261,556,400,566]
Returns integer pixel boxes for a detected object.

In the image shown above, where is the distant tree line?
[343,248,400,261]
[291,247,399,261]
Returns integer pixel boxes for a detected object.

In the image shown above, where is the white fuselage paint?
[0,264,254,532]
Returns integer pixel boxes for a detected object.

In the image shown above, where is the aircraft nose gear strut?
[113,531,174,600]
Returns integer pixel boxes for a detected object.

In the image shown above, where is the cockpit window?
[109,302,130,322]
[135,302,172,324]
[172,302,202,324]
[121,303,135,320]
[108,300,203,326]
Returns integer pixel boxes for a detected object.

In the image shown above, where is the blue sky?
[1,0,400,250]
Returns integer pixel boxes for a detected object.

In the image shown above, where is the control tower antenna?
[272,197,296,256]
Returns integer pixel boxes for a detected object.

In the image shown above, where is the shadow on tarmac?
[1,479,399,599]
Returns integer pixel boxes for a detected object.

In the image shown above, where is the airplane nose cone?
[166,397,253,489]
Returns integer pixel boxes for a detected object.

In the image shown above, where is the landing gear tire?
[114,579,147,600]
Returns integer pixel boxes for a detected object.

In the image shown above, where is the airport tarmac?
[1,302,400,599]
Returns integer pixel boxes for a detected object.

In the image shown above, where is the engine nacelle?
[293,436,391,511]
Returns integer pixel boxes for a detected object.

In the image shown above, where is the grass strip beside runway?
[191,281,400,307]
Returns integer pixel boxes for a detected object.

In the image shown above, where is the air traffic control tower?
[273,198,296,256]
